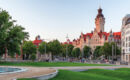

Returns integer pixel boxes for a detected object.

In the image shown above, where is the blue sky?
[0,0,130,42]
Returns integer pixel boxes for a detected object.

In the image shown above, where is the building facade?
[121,14,130,62]
[66,7,121,52]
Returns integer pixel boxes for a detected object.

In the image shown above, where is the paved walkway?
[1,65,130,80]
[0,66,56,80]
[52,65,130,70]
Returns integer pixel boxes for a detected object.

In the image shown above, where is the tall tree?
[22,41,36,60]
[72,48,81,58]
[101,42,121,59]
[38,42,49,54]
[48,40,62,59]
[61,44,74,57]
[0,9,29,58]
[83,46,91,58]
[93,46,102,59]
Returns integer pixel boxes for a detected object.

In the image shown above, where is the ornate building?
[33,35,43,47]
[65,7,121,52]
[121,14,130,62]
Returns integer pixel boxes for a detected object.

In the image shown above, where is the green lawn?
[18,78,37,80]
[18,68,130,80]
[0,62,111,67]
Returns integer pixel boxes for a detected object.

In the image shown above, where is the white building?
[121,14,130,62]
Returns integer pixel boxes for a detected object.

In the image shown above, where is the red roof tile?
[33,40,43,46]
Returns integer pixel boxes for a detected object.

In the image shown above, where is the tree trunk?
[4,47,7,60]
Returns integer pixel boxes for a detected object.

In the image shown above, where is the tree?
[68,44,74,57]
[101,42,121,59]
[83,46,91,58]
[93,46,102,59]
[48,40,62,59]
[38,42,49,54]
[100,42,111,58]
[61,44,74,57]
[0,9,29,58]
[7,25,29,57]
[72,48,81,58]
[30,53,36,61]
[22,41,36,60]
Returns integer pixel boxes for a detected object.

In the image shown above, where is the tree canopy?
[38,42,50,54]
[48,40,62,56]
[0,9,29,57]
[83,46,91,58]
[61,44,74,57]
[93,46,102,59]
[22,41,36,60]
[72,48,81,58]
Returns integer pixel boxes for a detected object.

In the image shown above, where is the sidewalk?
[0,66,56,80]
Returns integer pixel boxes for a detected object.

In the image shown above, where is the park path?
[0,66,56,80]
[51,65,130,70]
[0,65,130,80]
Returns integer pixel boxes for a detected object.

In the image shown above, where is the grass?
[0,61,111,67]
[18,78,37,80]
[18,68,130,80]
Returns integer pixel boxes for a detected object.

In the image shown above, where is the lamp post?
[42,39,51,61]
[112,45,114,62]
[82,45,84,58]
[66,34,69,61]
[115,43,116,59]
[21,40,24,60]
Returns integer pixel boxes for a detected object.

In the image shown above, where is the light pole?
[66,34,69,60]
[112,45,114,62]
[115,43,116,59]
[42,39,51,61]
[82,45,84,58]
[21,40,24,60]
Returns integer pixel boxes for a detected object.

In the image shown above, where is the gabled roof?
[98,32,110,40]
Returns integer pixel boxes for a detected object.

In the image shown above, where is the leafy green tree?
[110,42,121,56]
[101,42,111,58]
[38,42,49,54]
[61,44,74,57]
[0,9,29,58]
[83,46,91,58]
[7,26,29,56]
[93,46,102,59]
[101,42,121,59]
[68,44,74,57]
[61,44,66,57]
[30,53,36,61]
[72,48,81,58]
[48,40,62,59]
[22,41,36,60]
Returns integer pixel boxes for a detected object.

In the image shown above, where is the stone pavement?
[1,65,130,80]
[51,65,130,70]
[0,66,56,80]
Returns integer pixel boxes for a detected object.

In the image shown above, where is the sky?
[0,0,130,42]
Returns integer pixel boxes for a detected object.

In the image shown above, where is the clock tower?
[95,7,105,32]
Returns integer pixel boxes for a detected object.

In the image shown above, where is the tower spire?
[95,6,105,32]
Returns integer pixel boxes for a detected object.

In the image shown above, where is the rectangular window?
[126,55,128,60]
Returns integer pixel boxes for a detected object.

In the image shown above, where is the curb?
[15,69,58,80]
[32,69,58,80]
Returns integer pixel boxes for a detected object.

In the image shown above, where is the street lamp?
[82,45,84,58]
[66,34,69,60]
[42,39,51,61]
[112,44,114,62]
